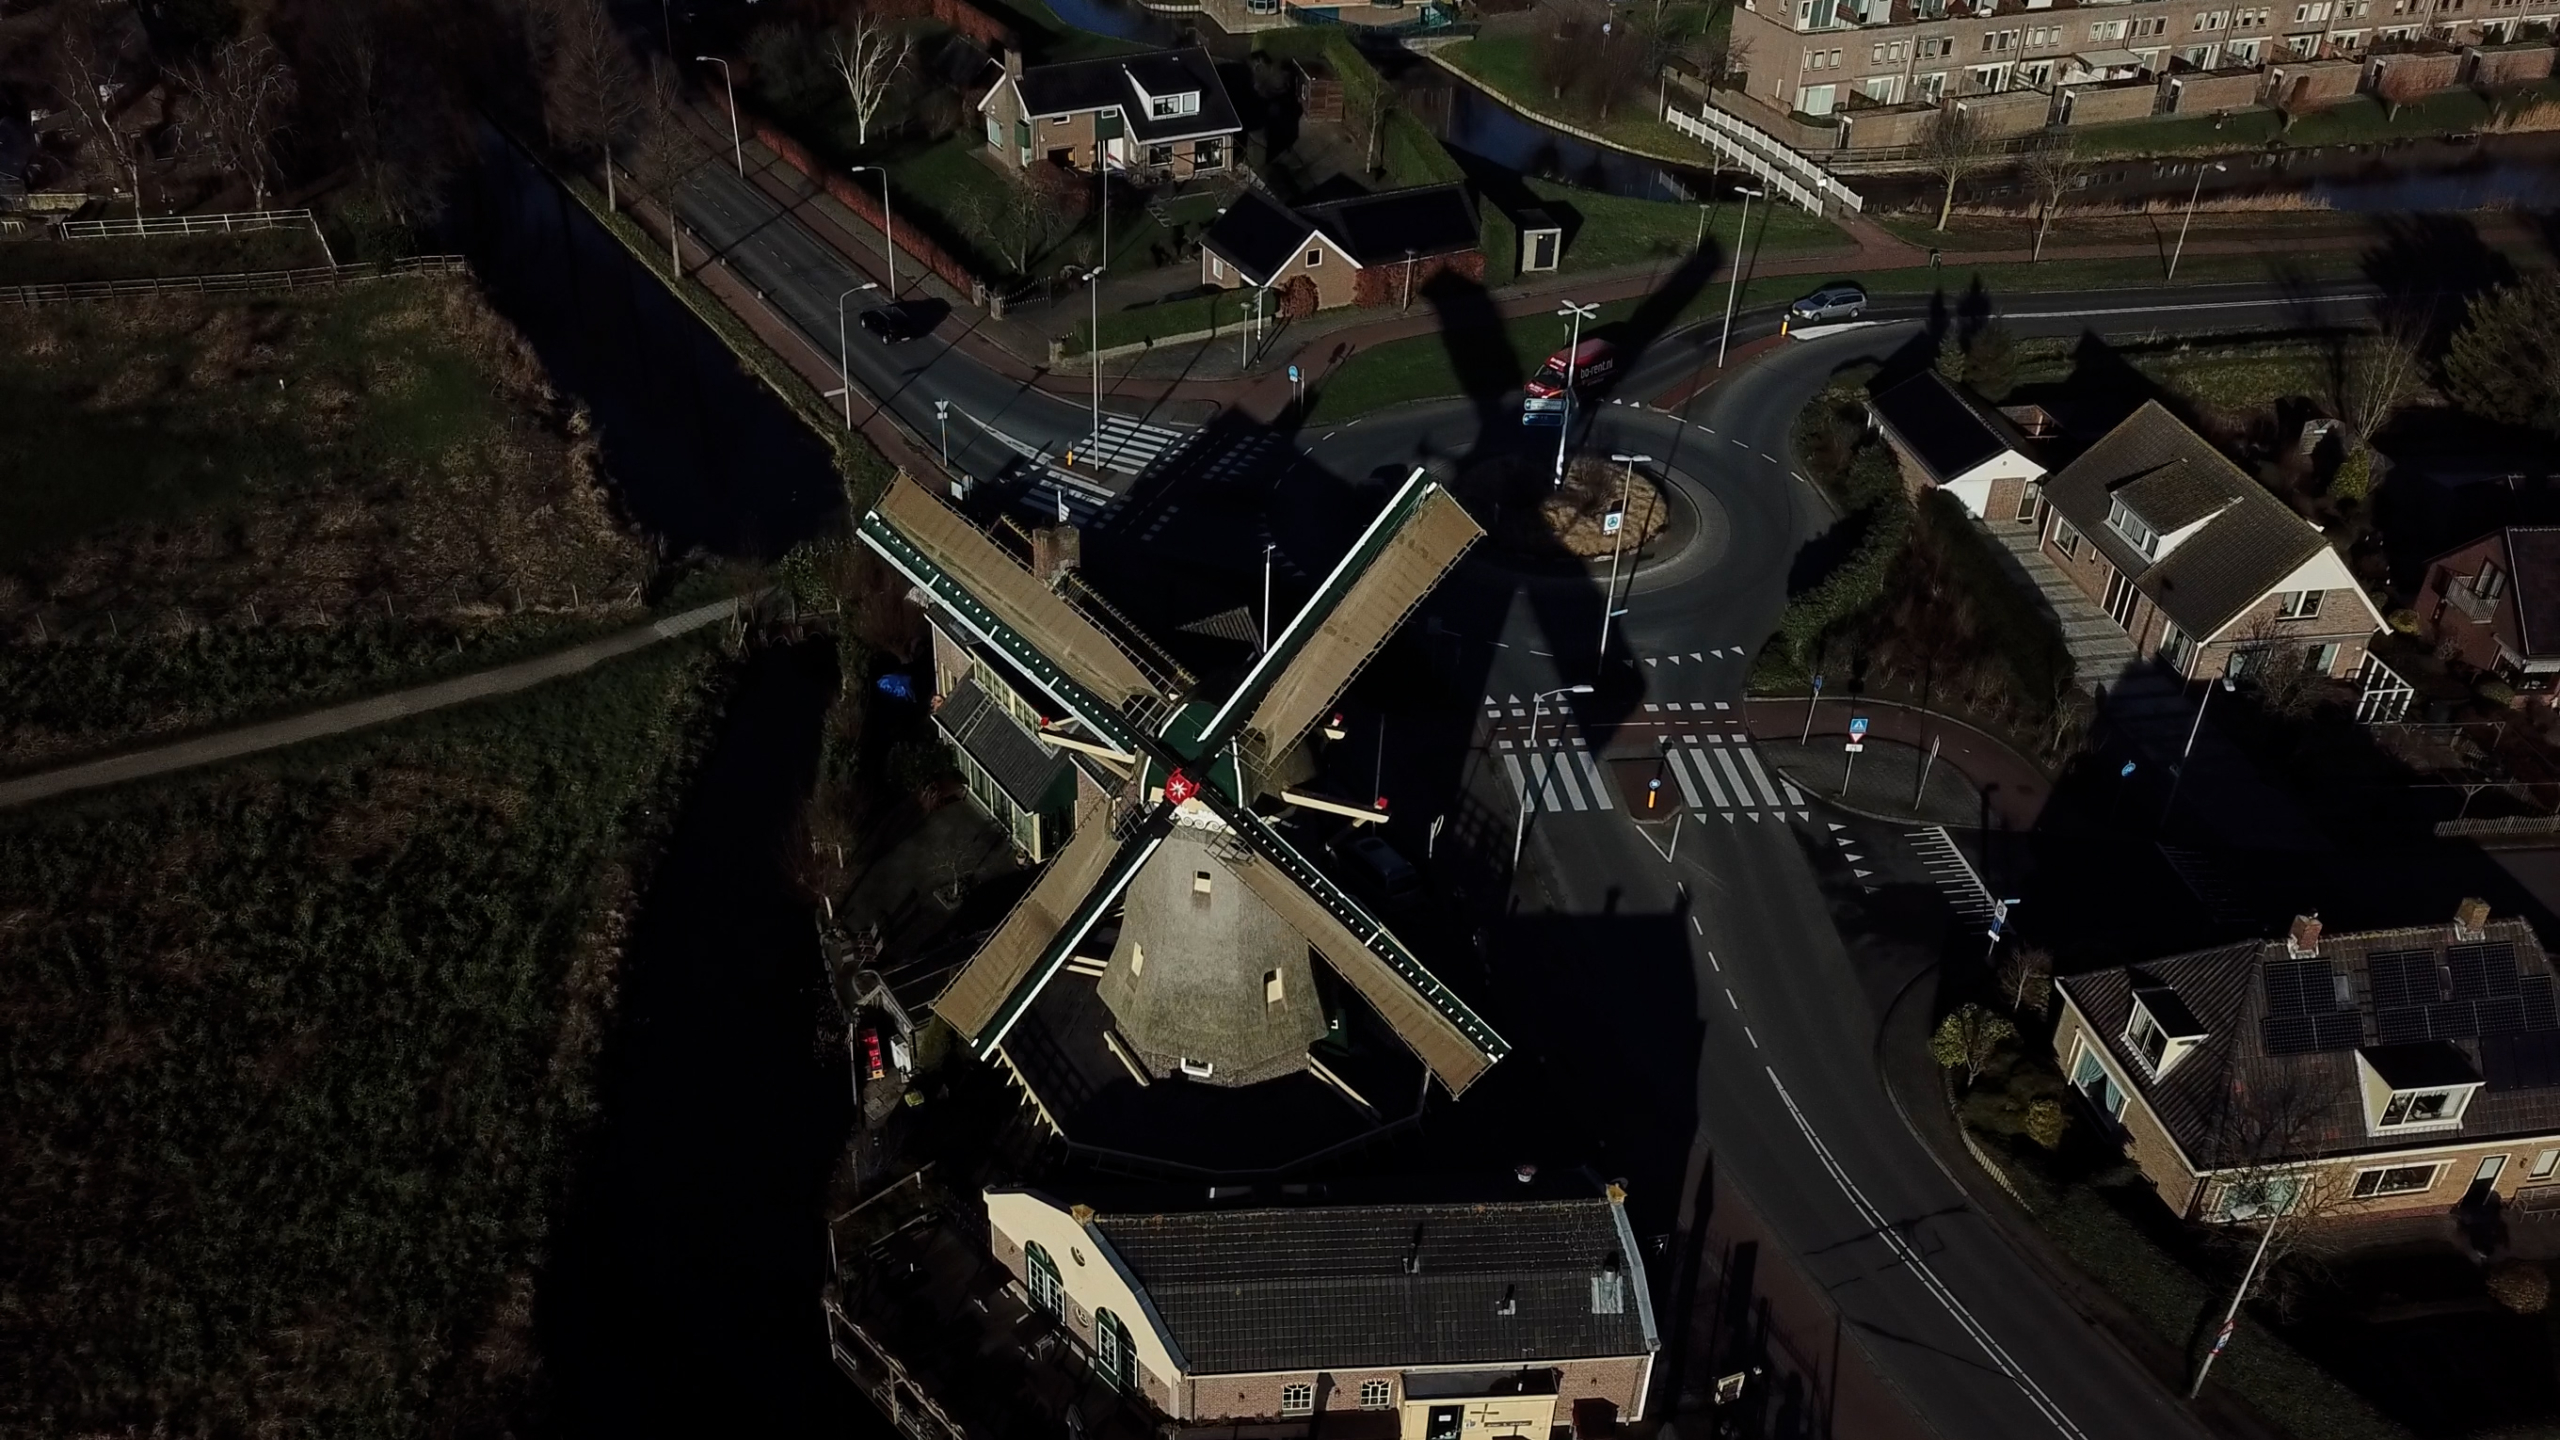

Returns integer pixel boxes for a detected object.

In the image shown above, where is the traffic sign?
[1603,508,1624,535]
[1848,716,1869,741]
[1288,364,1300,383]
[2120,760,2138,779]
[1811,673,1824,694]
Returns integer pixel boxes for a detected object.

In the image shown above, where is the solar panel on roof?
[2523,974,2558,1031]
[2428,1001,2482,1040]
[2478,997,2529,1035]
[2367,950,2439,1009]
[2264,962,2308,1016]
[2483,1031,2560,1091]
[2314,1011,2366,1050]
[2262,1015,2318,1055]
[2377,1006,2429,1045]
[2449,942,2522,1001]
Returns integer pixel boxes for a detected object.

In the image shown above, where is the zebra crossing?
[1908,826,1996,924]
[1485,696,1814,823]
[1657,734,1810,822]
[1500,744,1616,813]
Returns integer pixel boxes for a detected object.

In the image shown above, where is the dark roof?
[2129,976,2207,1038]
[1014,46,1240,142]
[2056,917,2560,1167]
[1302,184,1483,266]
[2508,527,2560,659]
[2041,402,2330,640]
[1200,188,1315,287]
[933,677,1070,810]
[1091,1198,1659,1373]
[1870,372,2022,484]
[2364,1041,2480,1089]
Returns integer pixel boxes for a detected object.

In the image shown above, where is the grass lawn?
[0,638,724,1438]
[0,228,332,285]
[1438,33,1698,160]
[2068,78,2560,157]
[0,280,652,768]
[1070,287,1253,355]
[1524,177,1851,273]
[1873,204,2383,253]
[1300,246,2395,424]
[2008,333,2360,413]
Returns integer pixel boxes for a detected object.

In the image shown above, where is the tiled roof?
[1200,189,1314,287]
[2057,917,2560,1169]
[933,676,1069,810]
[2040,402,2329,641]
[1092,1198,1658,1373]
[2506,527,2560,659]
[1303,184,1483,266]
[1869,372,2025,484]
[1015,46,1241,142]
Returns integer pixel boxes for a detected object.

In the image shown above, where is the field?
[0,228,332,285]
[0,279,652,768]
[1437,31,1699,160]
[0,640,724,1438]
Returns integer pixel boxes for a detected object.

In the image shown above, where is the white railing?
[1666,102,1867,214]
[56,208,317,240]
[0,255,466,307]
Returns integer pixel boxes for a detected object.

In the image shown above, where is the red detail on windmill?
[1162,769,1200,806]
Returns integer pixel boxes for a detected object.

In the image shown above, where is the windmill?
[857,468,1508,1105]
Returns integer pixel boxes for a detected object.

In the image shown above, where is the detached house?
[980,46,1242,182]
[2414,526,2560,691]
[2056,903,2560,1221]
[1868,371,2046,520]
[1199,184,1484,314]
[2037,402,2383,683]
[986,1187,1660,1436]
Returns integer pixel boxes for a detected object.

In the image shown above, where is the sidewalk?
[1746,695,2053,832]
[0,597,747,810]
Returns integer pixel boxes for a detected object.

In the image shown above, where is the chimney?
[1031,523,1081,585]
[1003,46,1023,81]
[2456,897,2491,941]
[2287,914,2322,959]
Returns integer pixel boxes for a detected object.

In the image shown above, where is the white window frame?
[1280,1382,1316,1417]
[2052,515,2084,559]
[1304,247,1323,269]
[2070,1037,2131,1122]
[2530,1147,2560,1182]
[2106,497,2162,559]
[2351,1161,2444,1199]
[2378,1087,2469,1128]
[2125,1003,2170,1077]
[1359,1379,1394,1409]
[2277,588,2325,619]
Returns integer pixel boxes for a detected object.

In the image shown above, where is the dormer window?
[1149,90,1200,119]
[2123,985,2207,1078]
[2106,496,2163,560]
[2355,1044,2483,1136]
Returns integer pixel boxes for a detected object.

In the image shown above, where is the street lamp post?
[836,282,878,429]
[1082,266,1105,453]
[1717,184,1764,367]
[1513,684,1596,868]
[849,164,896,297]
[1553,300,1598,487]
[2166,162,2227,283]
[2161,673,2238,828]
[1599,452,1651,665]
[1402,248,1419,313]
[1261,543,1275,655]
[936,398,951,468]
[696,56,742,177]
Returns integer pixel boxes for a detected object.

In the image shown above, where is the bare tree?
[177,32,295,210]
[2232,618,2326,718]
[964,166,1073,278]
[1998,946,2054,1014]
[2185,1067,2358,1396]
[2019,134,2090,261]
[2333,317,2427,443]
[827,4,913,149]
[1917,106,1994,232]
[48,0,152,218]
[544,0,646,210]
[2374,61,2433,121]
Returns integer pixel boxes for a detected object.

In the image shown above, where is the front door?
[2464,1154,2508,1208]
[2104,567,2138,629]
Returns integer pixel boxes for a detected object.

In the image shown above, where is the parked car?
[1332,832,1420,905]
[1788,284,1868,323]
[859,300,943,343]
[860,1027,886,1081]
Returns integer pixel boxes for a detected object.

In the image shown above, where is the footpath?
[0,596,749,810]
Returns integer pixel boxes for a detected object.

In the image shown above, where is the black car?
[859,300,941,344]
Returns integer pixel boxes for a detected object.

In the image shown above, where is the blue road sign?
[1288,364,1301,383]
[2121,760,2139,778]
[1848,715,1869,741]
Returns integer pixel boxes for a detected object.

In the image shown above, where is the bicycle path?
[0,597,749,811]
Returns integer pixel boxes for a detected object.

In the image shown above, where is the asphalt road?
[663,161,2396,1438]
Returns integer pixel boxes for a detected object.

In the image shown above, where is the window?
[2306,642,2341,676]
[2091,17,2129,38]
[2161,622,2198,675]
[2106,497,2162,559]
[2014,484,2040,522]
[1915,70,1948,98]
[1193,870,1214,895]
[2133,15,2169,35]
[2072,1041,2130,1121]
[2277,588,2324,618]
[2531,1148,2560,1182]
[1210,255,1224,280]
[2379,1089,2460,1126]
[1192,138,1223,170]
[1304,247,1323,268]
[1280,1383,1315,1417]
[1025,1241,1064,1316]
[1147,90,1201,119]
[1264,968,1285,1005]
[1146,143,1173,167]
[1360,1379,1395,1409]
[2126,1005,2170,1075]
[2352,1162,2442,1198]
[2053,517,2083,559]
[1094,1310,1134,1391]
[1918,34,1955,56]
[2211,1173,2304,1221]
[2295,0,2333,20]
[1016,118,1033,151]
[2027,24,2060,45]
[2476,561,2509,600]
[1873,40,1889,60]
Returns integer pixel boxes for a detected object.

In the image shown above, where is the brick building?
[979,45,1242,182]
[1726,0,2560,120]
[1200,184,1485,315]
[2032,401,2383,682]
[2055,905,2560,1222]
[985,1187,1661,1436]
[2413,526,2560,689]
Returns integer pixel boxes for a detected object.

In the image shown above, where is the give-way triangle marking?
[1827,823,1846,832]
[1854,868,1873,878]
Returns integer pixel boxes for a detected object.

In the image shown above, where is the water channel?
[445,137,886,1437]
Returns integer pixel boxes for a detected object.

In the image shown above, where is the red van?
[1524,338,1616,399]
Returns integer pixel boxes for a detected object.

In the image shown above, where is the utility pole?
[2166,161,2227,283]
[2190,1190,2290,1399]
[1512,684,1593,869]
[1599,453,1650,666]
[1717,185,1763,366]
[2161,675,2236,829]
[1260,543,1274,655]
[1083,266,1105,452]
[1553,300,1597,487]
[850,165,895,297]
[836,282,877,429]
